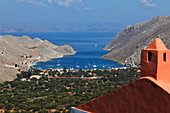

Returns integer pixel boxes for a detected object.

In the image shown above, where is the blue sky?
[0,0,170,31]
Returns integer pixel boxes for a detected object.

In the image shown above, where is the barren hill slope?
[103,16,170,65]
[0,35,76,82]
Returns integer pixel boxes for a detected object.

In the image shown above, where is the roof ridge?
[146,38,167,50]
[140,77,170,94]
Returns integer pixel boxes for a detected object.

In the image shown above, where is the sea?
[1,32,125,70]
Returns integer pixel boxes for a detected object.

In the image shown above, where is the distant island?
[0,23,123,33]
[0,35,76,82]
[103,15,170,66]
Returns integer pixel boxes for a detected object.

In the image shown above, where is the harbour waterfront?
[1,32,125,69]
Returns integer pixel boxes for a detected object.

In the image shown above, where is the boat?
[93,64,97,68]
[93,62,97,67]
[76,62,80,68]
[57,60,60,66]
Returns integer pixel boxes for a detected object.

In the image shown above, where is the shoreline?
[31,57,128,70]
[29,53,77,68]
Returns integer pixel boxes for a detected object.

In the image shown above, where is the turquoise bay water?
[1,32,125,69]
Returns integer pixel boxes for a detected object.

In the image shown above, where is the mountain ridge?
[0,35,76,82]
[103,15,170,65]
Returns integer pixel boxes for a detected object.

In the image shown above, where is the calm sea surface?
[1,32,125,69]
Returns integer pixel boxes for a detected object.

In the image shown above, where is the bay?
[1,32,125,70]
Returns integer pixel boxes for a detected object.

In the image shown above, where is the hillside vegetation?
[0,67,140,113]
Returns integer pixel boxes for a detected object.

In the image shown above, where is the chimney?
[141,38,170,83]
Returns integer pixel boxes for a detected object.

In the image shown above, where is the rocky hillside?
[103,16,170,65]
[0,35,76,82]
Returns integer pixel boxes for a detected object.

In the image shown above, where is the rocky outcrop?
[103,16,170,65]
[0,35,76,82]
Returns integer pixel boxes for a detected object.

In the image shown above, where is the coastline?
[29,52,77,68]
[0,34,77,82]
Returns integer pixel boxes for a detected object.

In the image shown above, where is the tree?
[63,67,67,73]
[38,109,49,113]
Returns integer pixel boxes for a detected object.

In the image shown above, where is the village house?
[71,38,170,113]
[30,75,42,79]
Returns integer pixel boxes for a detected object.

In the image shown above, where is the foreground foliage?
[0,67,140,112]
